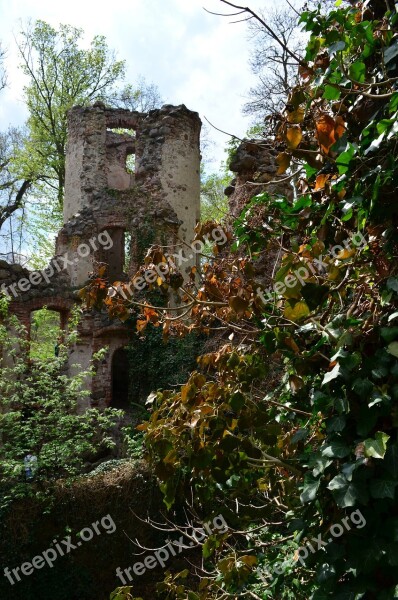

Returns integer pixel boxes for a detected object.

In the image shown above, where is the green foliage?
[112,2,398,598]
[16,19,125,206]
[127,323,206,404]
[30,307,61,360]
[0,301,122,512]
[200,165,230,222]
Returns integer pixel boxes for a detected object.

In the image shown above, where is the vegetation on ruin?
[0,299,123,514]
[1,0,398,599]
[82,1,398,598]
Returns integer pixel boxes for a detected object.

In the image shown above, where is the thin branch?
[204,116,244,141]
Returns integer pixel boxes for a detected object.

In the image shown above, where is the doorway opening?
[30,308,62,360]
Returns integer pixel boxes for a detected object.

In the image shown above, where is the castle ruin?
[1,103,201,409]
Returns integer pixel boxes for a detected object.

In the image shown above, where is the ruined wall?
[60,103,201,284]
[2,102,202,409]
[226,139,293,217]
[226,139,293,288]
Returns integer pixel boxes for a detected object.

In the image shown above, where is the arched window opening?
[111,348,130,409]
[30,308,62,360]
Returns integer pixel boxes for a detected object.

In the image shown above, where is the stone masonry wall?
[2,103,201,410]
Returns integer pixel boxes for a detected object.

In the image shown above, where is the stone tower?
[3,103,201,408]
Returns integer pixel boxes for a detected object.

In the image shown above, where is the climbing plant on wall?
[81,1,398,598]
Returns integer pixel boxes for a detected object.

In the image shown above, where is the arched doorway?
[111,347,130,409]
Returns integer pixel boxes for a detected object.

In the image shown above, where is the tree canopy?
[16,20,126,207]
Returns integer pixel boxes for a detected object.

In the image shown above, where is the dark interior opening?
[111,347,130,409]
[105,228,126,283]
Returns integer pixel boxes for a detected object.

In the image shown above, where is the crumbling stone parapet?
[227,139,293,217]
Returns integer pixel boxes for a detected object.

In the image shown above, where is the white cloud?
[0,0,273,164]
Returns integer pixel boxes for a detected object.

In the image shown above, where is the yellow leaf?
[136,422,149,431]
[287,107,305,124]
[286,126,303,150]
[327,265,341,281]
[284,300,311,322]
[257,478,269,491]
[276,152,291,175]
[240,555,257,568]
[336,248,356,259]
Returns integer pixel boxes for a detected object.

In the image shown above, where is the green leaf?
[323,85,341,101]
[300,474,320,503]
[326,415,346,433]
[349,61,366,83]
[364,131,386,155]
[352,378,373,397]
[370,479,397,499]
[327,474,367,507]
[230,391,245,411]
[384,42,398,64]
[364,431,390,459]
[387,277,398,292]
[291,428,308,444]
[389,92,398,114]
[336,143,356,175]
[301,283,329,311]
[381,327,398,343]
[322,438,350,458]
[328,40,346,55]
[387,342,398,358]
[384,444,398,477]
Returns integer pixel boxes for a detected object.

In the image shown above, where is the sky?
[0,0,273,168]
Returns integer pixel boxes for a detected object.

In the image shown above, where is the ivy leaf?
[385,444,398,477]
[300,474,320,503]
[387,342,398,358]
[322,363,342,385]
[284,300,310,322]
[370,479,397,499]
[384,42,398,65]
[349,61,366,82]
[381,327,398,343]
[387,277,398,292]
[323,85,341,101]
[336,143,356,174]
[230,391,245,411]
[364,131,386,155]
[301,283,329,310]
[364,431,390,459]
[327,474,368,507]
[322,437,350,458]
